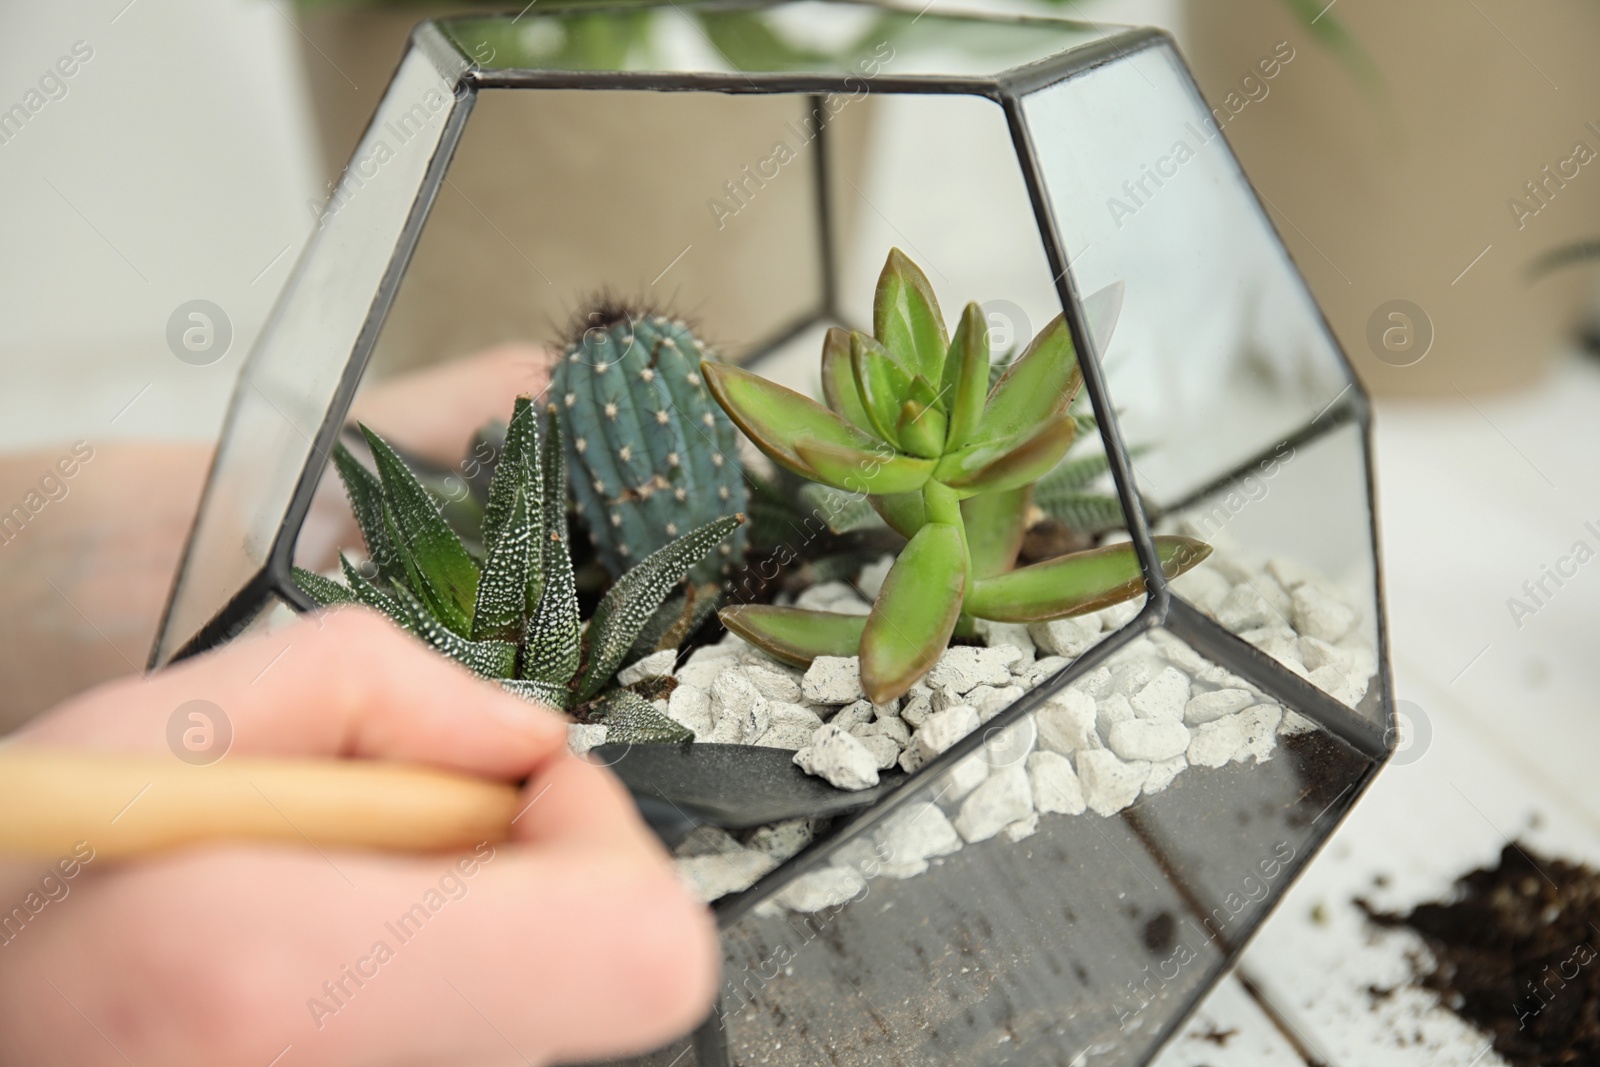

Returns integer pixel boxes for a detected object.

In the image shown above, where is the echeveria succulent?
[703,249,1210,703]
[295,396,742,743]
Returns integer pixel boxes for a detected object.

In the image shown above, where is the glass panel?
[154,47,466,665]
[691,630,1375,1067]
[1162,421,1382,723]
[442,3,1106,80]
[1018,39,1355,511]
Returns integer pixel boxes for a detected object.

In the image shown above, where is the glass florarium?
[152,2,1395,1064]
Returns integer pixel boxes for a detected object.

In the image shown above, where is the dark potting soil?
[1362,843,1600,1067]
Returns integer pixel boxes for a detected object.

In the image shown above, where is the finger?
[350,344,552,465]
[15,608,570,782]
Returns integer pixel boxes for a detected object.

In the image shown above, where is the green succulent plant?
[551,306,747,585]
[703,249,1212,704]
[294,396,743,743]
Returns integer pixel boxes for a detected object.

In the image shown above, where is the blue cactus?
[552,306,747,585]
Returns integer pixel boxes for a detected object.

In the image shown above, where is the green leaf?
[942,302,990,451]
[524,409,580,685]
[962,487,1031,580]
[390,586,518,679]
[361,424,480,632]
[895,399,947,459]
[859,522,967,703]
[480,396,538,559]
[470,473,537,643]
[626,581,719,664]
[794,438,934,496]
[874,248,948,383]
[717,604,868,667]
[292,567,355,607]
[936,415,1077,495]
[819,327,874,432]
[501,678,571,711]
[332,444,402,584]
[973,315,1082,444]
[868,492,927,539]
[577,514,744,700]
[702,360,881,477]
[590,689,695,744]
[851,332,911,446]
[799,483,887,535]
[338,554,412,631]
[965,535,1211,623]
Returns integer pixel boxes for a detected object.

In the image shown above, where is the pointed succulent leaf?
[973,315,1082,444]
[627,581,719,664]
[470,475,536,643]
[524,409,579,685]
[965,535,1212,623]
[501,678,571,711]
[389,586,518,679]
[819,327,874,432]
[331,444,402,583]
[381,502,474,636]
[1082,280,1125,357]
[938,415,1077,495]
[859,522,967,704]
[850,332,912,445]
[895,399,947,460]
[718,604,868,667]
[962,486,1031,580]
[338,554,413,631]
[942,302,991,451]
[702,360,880,477]
[292,567,356,607]
[867,491,927,539]
[873,247,948,383]
[577,514,744,700]
[361,424,480,626]
[794,438,933,496]
[906,374,943,411]
[479,395,539,558]
[591,689,695,744]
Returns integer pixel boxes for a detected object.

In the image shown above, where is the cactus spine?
[553,307,747,585]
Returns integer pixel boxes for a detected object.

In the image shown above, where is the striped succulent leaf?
[521,407,580,686]
[591,689,695,745]
[577,513,745,701]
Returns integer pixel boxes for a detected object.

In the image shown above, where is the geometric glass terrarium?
[151,3,1395,1064]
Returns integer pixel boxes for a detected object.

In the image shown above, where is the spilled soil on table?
[1363,843,1600,1067]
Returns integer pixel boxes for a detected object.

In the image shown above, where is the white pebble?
[675,849,776,903]
[925,646,1013,693]
[754,702,824,750]
[1075,665,1115,699]
[899,705,980,772]
[775,866,866,912]
[1184,688,1255,725]
[830,699,876,730]
[567,723,608,757]
[802,656,864,705]
[975,619,1036,660]
[1004,812,1040,842]
[616,649,678,686]
[794,580,872,615]
[1096,693,1136,741]
[747,819,813,862]
[1111,659,1160,698]
[1279,710,1319,736]
[709,669,769,743]
[855,715,910,747]
[1029,615,1100,658]
[1172,565,1232,612]
[667,686,713,738]
[793,723,880,790]
[856,555,895,599]
[940,753,991,803]
[1216,584,1277,631]
[1308,664,1367,707]
[1036,690,1099,754]
[931,684,969,713]
[1291,585,1356,643]
[973,684,1025,723]
[1143,754,1188,794]
[1297,635,1351,673]
[1108,719,1191,762]
[1018,655,1070,689]
[1095,600,1142,631]
[738,664,805,703]
[876,801,962,865]
[954,766,1034,843]
[980,716,1037,769]
[856,733,901,770]
[1028,751,1086,815]
[900,691,933,728]
[1076,749,1150,816]
[1131,667,1190,722]
[1188,716,1245,767]
[1232,704,1283,764]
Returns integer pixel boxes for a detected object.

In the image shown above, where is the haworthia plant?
[705,249,1212,703]
[294,396,743,743]
[551,307,747,585]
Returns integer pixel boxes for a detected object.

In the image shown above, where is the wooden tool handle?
[0,748,520,861]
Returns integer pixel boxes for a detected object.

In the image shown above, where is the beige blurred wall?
[1184,0,1600,396]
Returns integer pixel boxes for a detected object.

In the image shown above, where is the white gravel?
[616,649,678,686]
[567,723,607,756]
[1077,748,1151,816]
[793,723,880,790]
[801,656,864,705]
[953,766,1033,843]
[1107,719,1191,762]
[1028,751,1086,815]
